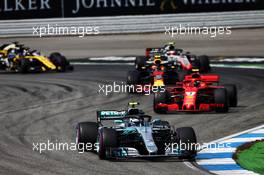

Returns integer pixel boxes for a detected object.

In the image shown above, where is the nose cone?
[182,104,195,110]
[146,141,159,154]
[153,80,164,87]
[186,104,194,110]
[136,127,158,154]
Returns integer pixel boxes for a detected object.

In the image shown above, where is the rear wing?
[97,110,126,123]
[184,74,220,83]
[145,48,163,57]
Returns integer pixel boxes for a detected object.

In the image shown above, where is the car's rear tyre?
[224,84,238,107]
[178,70,189,82]
[187,55,200,68]
[76,122,98,152]
[98,128,117,159]
[198,55,210,73]
[214,88,229,113]
[18,58,29,74]
[153,90,170,114]
[127,70,140,85]
[176,127,197,159]
[49,52,69,72]
[135,56,146,70]
[127,70,140,93]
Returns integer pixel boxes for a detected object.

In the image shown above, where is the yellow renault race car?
[0,43,73,73]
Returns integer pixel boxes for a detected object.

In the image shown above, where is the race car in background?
[76,102,197,160]
[127,55,190,93]
[138,42,210,73]
[153,73,237,113]
[0,42,73,73]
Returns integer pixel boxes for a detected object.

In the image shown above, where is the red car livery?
[153,73,237,113]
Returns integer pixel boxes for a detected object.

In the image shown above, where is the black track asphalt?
[0,65,263,175]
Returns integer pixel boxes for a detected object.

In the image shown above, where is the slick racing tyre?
[127,70,140,85]
[18,58,30,74]
[135,56,146,70]
[224,84,238,107]
[214,88,229,113]
[76,122,99,152]
[98,128,117,159]
[187,55,200,68]
[198,55,210,73]
[127,70,140,93]
[153,90,170,114]
[49,52,69,72]
[176,127,197,159]
[177,70,189,82]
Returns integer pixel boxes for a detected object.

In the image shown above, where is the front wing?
[105,147,193,159]
[156,103,224,112]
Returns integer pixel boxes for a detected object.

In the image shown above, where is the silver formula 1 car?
[76,102,197,160]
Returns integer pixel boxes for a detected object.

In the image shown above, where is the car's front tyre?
[76,122,98,152]
[224,84,238,107]
[18,58,29,74]
[98,128,117,159]
[153,90,170,114]
[49,52,71,72]
[176,127,197,159]
[214,88,229,113]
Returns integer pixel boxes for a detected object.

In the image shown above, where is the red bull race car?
[127,55,191,94]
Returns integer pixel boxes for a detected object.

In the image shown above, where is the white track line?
[212,170,257,175]
[195,125,264,175]
[196,158,235,165]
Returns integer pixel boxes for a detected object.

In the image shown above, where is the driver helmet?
[127,108,140,115]
[164,42,175,51]
[8,49,17,59]
[129,118,140,126]
[194,80,201,87]
[22,48,31,56]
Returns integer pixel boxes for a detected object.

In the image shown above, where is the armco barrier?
[0,10,264,37]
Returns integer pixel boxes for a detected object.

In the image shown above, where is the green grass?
[236,141,264,174]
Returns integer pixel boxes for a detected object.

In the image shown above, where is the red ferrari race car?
[153,73,237,113]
